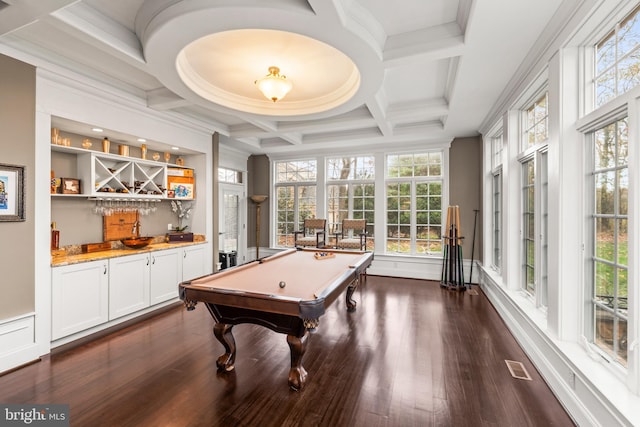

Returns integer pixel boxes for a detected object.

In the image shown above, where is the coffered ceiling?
[0,0,566,155]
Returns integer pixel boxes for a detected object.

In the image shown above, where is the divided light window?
[492,132,503,271]
[595,4,640,107]
[523,93,548,149]
[218,167,241,183]
[274,160,317,247]
[591,117,628,366]
[519,91,548,307]
[492,133,504,170]
[492,170,502,270]
[522,159,536,295]
[326,156,374,249]
[385,152,443,256]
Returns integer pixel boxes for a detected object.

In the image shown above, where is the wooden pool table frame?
[179,248,373,390]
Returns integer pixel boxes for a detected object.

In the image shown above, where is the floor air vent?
[505,360,532,381]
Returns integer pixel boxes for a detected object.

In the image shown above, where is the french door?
[219,183,246,265]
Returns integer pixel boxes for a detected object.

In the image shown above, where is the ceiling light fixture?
[255,66,292,102]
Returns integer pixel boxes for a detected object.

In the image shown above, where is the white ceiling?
[0,0,567,155]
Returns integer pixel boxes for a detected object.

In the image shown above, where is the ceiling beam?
[49,2,146,68]
[366,89,393,137]
[387,98,449,124]
[241,118,302,146]
[146,87,190,110]
[383,23,464,67]
[0,0,76,36]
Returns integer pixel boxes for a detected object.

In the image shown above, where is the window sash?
[275,184,317,247]
[522,159,536,295]
[594,4,640,107]
[385,180,443,256]
[492,171,502,270]
[590,117,629,366]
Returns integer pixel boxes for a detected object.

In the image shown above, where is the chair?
[335,219,367,250]
[293,218,326,248]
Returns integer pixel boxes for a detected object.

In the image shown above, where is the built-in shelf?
[51,144,194,200]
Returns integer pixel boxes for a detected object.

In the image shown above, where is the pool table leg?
[213,323,236,372]
[346,278,358,312]
[286,330,309,391]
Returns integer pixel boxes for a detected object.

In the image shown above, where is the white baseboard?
[0,314,41,373]
[254,248,481,283]
[479,266,637,427]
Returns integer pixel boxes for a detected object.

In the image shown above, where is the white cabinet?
[109,253,150,320]
[51,244,206,341]
[149,248,182,305]
[51,260,108,340]
[182,245,207,281]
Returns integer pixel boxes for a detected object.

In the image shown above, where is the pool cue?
[469,209,479,286]
[441,207,452,286]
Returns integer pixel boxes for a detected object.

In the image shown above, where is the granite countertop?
[51,235,207,267]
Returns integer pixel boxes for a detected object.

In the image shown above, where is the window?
[274,160,317,247]
[492,133,504,170]
[385,152,443,255]
[590,117,628,366]
[595,5,640,107]
[540,152,548,307]
[491,132,503,271]
[523,93,548,150]
[519,91,548,306]
[522,159,536,295]
[327,156,374,249]
[218,167,241,183]
[492,170,502,270]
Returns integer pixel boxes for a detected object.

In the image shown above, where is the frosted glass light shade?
[255,67,292,102]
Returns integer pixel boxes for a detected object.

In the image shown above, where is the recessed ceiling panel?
[384,59,449,104]
[361,0,459,35]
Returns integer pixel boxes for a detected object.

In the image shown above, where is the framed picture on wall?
[0,163,25,222]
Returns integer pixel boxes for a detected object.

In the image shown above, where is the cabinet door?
[52,260,109,340]
[149,249,182,305]
[109,253,150,320]
[182,245,207,281]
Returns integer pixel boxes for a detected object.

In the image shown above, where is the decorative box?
[168,232,194,242]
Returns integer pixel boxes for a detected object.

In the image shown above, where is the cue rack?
[440,205,466,291]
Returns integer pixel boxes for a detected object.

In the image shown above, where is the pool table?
[179,248,373,390]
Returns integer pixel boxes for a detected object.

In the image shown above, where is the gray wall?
[0,54,36,318]
[449,136,483,267]
[247,154,270,248]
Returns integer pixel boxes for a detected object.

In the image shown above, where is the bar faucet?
[132,221,141,237]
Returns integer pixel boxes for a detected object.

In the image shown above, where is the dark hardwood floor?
[0,276,574,426]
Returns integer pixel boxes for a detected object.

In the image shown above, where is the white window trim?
[268,144,450,259]
[271,158,321,248]
[383,149,447,257]
[578,107,635,386]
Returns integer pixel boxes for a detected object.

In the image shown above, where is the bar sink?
[121,237,153,249]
